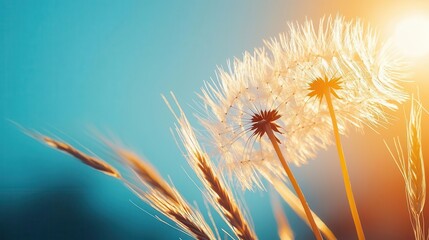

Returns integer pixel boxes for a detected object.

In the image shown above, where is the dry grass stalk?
[165,94,257,240]
[40,136,121,178]
[115,148,177,202]
[269,177,336,240]
[114,148,216,240]
[271,193,294,240]
[195,152,257,240]
[35,133,216,240]
[386,97,426,240]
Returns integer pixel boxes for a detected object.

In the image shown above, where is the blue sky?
[0,1,304,239]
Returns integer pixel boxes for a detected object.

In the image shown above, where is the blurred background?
[1,0,429,239]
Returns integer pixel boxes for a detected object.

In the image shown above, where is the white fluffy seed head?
[267,16,408,131]
[198,50,331,190]
[198,15,408,190]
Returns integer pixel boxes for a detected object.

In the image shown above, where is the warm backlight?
[394,15,429,57]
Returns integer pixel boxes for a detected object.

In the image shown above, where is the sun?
[394,15,429,57]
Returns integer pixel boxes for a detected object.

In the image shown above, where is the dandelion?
[265,16,408,239]
[199,50,330,190]
[386,97,425,240]
[199,49,327,239]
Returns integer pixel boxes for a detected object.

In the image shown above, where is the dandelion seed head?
[307,76,343,102]
[250,109,282,142]
[199,50,331,190]
[267,15,408,130]
[199,15,407,190]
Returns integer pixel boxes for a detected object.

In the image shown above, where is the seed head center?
[250,109,282,142]
[307,76,342,102]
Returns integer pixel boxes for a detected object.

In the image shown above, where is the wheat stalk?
[115,148,216,240]
[33,133,216,240]
[194,151,257,240]
[115,148,178,202]
[385,96,426,240]
[39,135,121,178]
[165,94,257,240]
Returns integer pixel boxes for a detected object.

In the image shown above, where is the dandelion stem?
[325,91,365,240]
[264,124,323,240]
[271,178,337,240]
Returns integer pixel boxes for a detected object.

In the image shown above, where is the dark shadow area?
[0,182,165,240]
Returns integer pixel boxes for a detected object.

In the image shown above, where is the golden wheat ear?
[30,131,121,178]
[27,130,216,240]
[111,147,216,240]
[386,96,426,240]
[164,93,258,240]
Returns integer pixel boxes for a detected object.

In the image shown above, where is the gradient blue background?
[2,1,429,239]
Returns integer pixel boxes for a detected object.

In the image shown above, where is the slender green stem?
[325,91,365,240]
[265,124,323,240]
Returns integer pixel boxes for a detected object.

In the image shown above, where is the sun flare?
[394,15,429,57]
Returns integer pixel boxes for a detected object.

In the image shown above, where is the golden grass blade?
[165,93,258,240]
[271,193,294,240]
[271,178,336,240]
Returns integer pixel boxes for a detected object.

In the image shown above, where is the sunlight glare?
[394,15,429,57]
